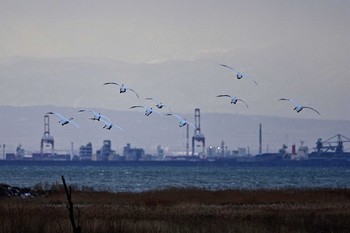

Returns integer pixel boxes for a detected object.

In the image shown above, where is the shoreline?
[1,158,350,165]
[2,182,350,198]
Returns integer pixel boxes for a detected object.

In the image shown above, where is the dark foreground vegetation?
[1,182,350,233]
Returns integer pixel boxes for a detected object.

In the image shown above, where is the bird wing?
[100,118,123,131]
[78,109,96,115]
[250,78,259,86]
[304,107,321,115]
[155,99,171,111]
[145,97,157,102]
[112,124,124,131]
[187,121,196,129]
[278,98,298,107]
[47,112,65,120]
[130,105,144,109]
[152,109,164,116]
[220,63,258,85]
[145,97,164,107]
[99,114,110,122]
[69,120,79,128]
[216,94,231,98]
[89,110,98,115]
[100,118,113,128]
[171,114,184,121]
[164,106,172,114]
[219,64,239,73]
[103,82,120,86]
[241,73,259,86]
[127,88,140,98]
[237,99,249,108]
[100,118,110,124]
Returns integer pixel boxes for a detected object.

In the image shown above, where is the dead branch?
[61,175,81,233]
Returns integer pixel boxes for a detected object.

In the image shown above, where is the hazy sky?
[0,0,349,120]
[1,1,348,63]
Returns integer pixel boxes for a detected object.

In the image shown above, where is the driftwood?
[61,176,81,233]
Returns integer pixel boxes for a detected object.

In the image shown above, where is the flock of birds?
[217,64,320,115]
[47,63,320,132]
[47,81,195,131]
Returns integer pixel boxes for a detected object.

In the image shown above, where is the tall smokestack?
[259,123,262,154]
[186,124,189,156]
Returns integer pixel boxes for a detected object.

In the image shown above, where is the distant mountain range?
[1,56,348,121]
[0,105,349,155]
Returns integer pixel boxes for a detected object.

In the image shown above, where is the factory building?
[96,140,116,161]
[157,145,164,159]
[79,142,93,161]
[123,143,144,160]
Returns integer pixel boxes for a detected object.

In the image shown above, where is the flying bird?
[100,118,124,131]
[278,98,320,115]
[167,114,195,129]
[130,105,163,116]
[46,112,79,128]
[145,97,172,113]
[78,109,109,121]
[219,64,258,86]
[103,82,140,98]
[216,94,249,108]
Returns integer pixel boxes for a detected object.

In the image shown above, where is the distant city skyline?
[0,105,349,157]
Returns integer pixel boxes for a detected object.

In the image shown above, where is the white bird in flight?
[219,64,258,86]
[278,98,320,115]
[100,118,124,131]
[130,105,163,116]
[103,82,140,98]
[46,112,79,128]
[167,114,195,129]
[78,109,109,121]
[145,97,172,113]
[216,94,249,108]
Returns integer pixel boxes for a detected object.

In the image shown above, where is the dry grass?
[1,187,350,233]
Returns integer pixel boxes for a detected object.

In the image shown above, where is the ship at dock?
[255,134,350,162]
[308,134,350,161]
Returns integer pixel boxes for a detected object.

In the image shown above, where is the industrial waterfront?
[1,107,349,162]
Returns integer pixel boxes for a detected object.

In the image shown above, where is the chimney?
[259,123,262,154]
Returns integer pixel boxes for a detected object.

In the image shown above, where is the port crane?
[192,108,205,157]
[315,134,350,154]
[40,115,55,156]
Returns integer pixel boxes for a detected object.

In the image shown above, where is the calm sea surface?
[1,160,350,192]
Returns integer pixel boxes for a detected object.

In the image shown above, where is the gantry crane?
[40,115,55,156]
[315,134,350,154]
[192,108,205,157]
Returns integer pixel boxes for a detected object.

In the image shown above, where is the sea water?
[1,160,350,192]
